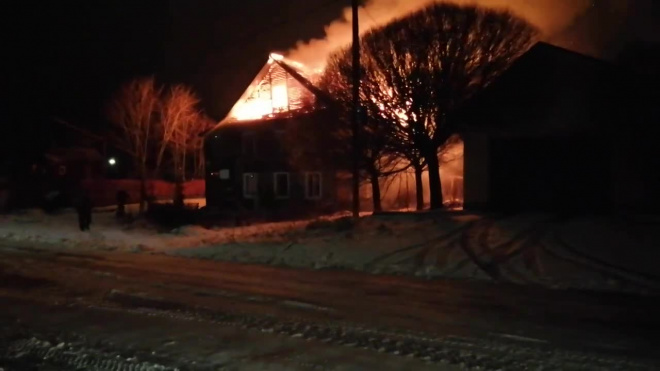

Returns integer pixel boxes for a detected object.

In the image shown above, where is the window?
[209,169,230,179]
[305,172,322,199]
[273,172,290,199]
[243,173,258,198]
[241,132,257,156]
[219,169,230,180]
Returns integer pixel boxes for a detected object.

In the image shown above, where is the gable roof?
[455,42,625,135]
[215,55,323,128]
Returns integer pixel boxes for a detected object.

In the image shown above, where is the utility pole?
[351,0,361,219]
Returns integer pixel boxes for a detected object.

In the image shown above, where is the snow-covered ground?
[1,204,659,295]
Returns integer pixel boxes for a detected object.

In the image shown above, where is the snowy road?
[1,297,457,371]
[1,245,659,370]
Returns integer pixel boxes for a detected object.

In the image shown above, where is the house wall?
[240,170,337,213]
[608,75,660,212]
[204,112,342,216]
[456,43,641,213]
[487,134,611,212]
[462,133,490,210]
[610,122,660,212]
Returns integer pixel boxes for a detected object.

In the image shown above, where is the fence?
[81,179,205,207]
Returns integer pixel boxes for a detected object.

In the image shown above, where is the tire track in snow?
[364,222,475,273]
[2,337,179,371]
[99,292,659,371]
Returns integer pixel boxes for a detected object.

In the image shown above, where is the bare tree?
[286,76,406,213]
[160,85,209,207]
[351,3,538,209]
[161,86,200,178]
[108,78,209,210]
[106,76,161,213]
[190,115,215,179]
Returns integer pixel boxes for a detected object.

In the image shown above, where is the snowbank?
[554,215,660,279]
[0,199,213,252]
[174,213,485,279]
[1,207,659,295]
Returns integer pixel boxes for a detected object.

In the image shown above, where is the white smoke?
[286,0,593,70]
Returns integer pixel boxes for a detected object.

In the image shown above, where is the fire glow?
[227,54,316,121]
[285,0,594,70]
[225,52,465,209]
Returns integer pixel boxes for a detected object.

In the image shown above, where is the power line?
[362,7,379,28]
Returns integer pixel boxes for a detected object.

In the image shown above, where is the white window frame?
[273,172,290,199]
[219,169,230,180]
[243,173,258,199]
[304,172,323,200]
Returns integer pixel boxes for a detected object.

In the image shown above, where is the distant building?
[458,42,660,212]
[4,147,106,210]
[44,147,105,182]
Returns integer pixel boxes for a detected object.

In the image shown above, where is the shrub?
[306,216,355,232]
[145,202,200,230]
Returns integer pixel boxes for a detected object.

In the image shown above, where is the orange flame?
[227,54,316,122]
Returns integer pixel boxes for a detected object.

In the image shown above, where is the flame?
[227,53,316,122]
[230,97,276,121]
[271,84,289,111]
[270,53,284,61]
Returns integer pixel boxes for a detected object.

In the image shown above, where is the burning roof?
[222,54,322,123]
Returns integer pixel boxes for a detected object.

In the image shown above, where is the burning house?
[204,53,465,214]
[205,41,659,214]
[203,54,342,215]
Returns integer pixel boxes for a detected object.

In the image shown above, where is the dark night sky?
[1,0,350,162]
[1,0,658,163]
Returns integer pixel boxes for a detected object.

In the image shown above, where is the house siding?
[204,112,342,216]
[487,134,610,212]
[458,43,660,213]
[462,133,490,210]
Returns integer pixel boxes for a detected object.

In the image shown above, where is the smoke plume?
[286,0,593,69]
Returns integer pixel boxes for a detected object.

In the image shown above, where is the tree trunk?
[414,164,424,211]
[139,171,147,214]
[173,180,184,208]
[425,148,443,209]
[370,171,382,213]
[199,146,205,178]
[197,147,205,178]
[181,130,187,182]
